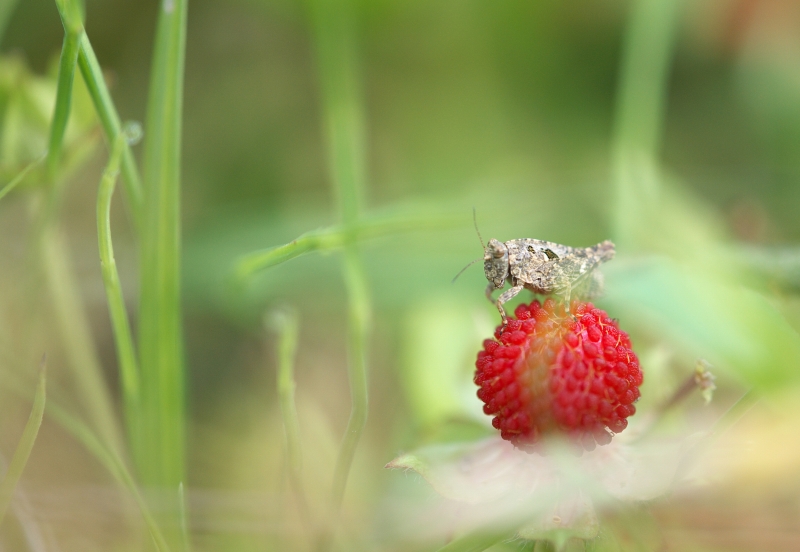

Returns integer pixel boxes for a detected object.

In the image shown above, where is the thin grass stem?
[0,365,46,526]
[48,401,171,552]
[307,0,372,548]
[74,32,144,228]
[41,224,127,457]
[329,246,369,511]
[1,364,168,550]
[0,153,45,204]
[268,309,312,538]
[674,389,758,481]
[235,209,463,280]
[97,134,140,439]
[611,0,682,247]
[178,482,191,552]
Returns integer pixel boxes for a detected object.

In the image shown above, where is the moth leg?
[496,283,524,322]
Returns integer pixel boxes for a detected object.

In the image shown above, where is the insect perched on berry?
[483,237,615,322]
[474,299,642,453]
[453,210,615,323]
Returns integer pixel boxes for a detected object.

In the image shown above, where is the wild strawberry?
[475,299,642,453]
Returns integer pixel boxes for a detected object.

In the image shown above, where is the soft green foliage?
[307,1,373,548]
[434,530,515,552]
[1,0,800,550]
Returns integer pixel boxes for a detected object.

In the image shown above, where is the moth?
[483,237,615,321]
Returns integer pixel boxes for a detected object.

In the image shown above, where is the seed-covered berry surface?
[475,299,642,452]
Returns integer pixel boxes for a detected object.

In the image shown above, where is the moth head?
[484,238,509,289]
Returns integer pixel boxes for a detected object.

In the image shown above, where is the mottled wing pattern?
[507,239,614,297]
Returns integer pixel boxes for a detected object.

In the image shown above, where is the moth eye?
[527,245,535,252]
[544,248,559,260]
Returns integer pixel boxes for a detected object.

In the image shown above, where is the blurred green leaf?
[0,0,21,44]
[435,529,513,552]
[605,257,800,389]
[400,297,488,428]
[137,0,188,489]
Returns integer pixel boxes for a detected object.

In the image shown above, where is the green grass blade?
[268,309,312,533]
[53,0,83,31]
[612,0,681,157]
[0,367,168,550]
[611,0,682,247]
[46,27,82,182]
[0,0,22,44]
[309,0,366,226]
[434,529,514,552]
[0,153,45,204]
[74,33,144,229]
[97,134,140,437]
[137,0,187,490]
[41,225,127,457]
[0,365,46,526]
[329,246,369,508]
[53,0,144,227]
[48,403,171,552]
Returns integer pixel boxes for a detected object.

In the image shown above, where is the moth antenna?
[473,207,485,249]
[452,257,482,284]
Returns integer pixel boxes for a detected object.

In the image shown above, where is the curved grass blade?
[42,224,127,458]
[97,133,140,439]
[0,364,46,525]
[0,366,169,550]
[47,402,171,552]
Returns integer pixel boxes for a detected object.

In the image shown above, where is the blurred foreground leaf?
[605,257,800,389]
[401,298,488,428]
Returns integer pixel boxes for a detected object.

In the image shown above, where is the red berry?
[474,300,642,453]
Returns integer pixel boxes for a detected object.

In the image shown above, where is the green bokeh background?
[2,0,800,550]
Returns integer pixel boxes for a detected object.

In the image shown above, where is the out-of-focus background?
[2,0,800,550]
